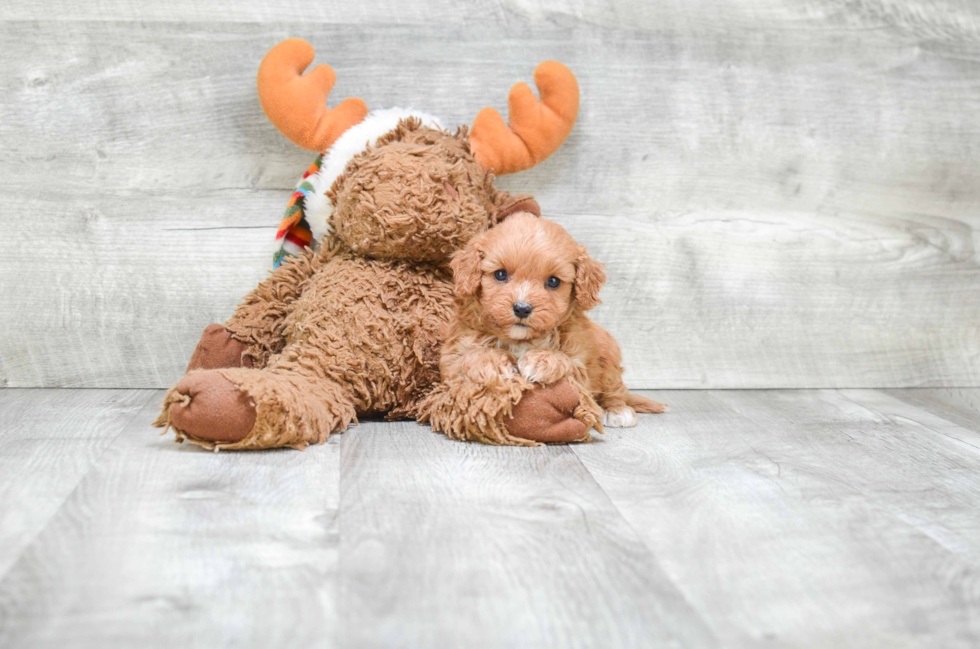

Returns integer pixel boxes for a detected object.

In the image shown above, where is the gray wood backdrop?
[1,0,979,389]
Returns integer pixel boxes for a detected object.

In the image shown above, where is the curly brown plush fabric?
[154,119,570,450]
[329,122,498,262]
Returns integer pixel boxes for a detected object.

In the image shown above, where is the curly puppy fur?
[424,212,666,442]
[155,119,538,450]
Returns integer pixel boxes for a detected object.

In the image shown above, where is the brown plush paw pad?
[169,371,256,443]
[186,324,252,373]
[506,379,590,444]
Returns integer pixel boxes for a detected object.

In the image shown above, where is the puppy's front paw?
[601,406,637,428]
[464,354,517,385]
[498,362,518,381]
[518,350,573,385]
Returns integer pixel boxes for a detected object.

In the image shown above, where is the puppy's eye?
[493,269,508,282]
[546,276,561,289]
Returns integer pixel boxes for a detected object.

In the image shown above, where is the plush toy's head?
[258,39,578,265]
[328,121,499,262]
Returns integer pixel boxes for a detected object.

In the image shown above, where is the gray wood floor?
[1,388,979,648]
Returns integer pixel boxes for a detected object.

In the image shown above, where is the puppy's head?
[451,212,606,342]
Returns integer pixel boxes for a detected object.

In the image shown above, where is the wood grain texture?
[2,0,506,23]
[885,388,980,436]
[840,388,980,455]
[0,189,278,388]
[2,388,980,646]
[0,389,152,582]
[573,389,980,647]
[336,418,716,649]
[1,5,979,388]
[0,393,343,648]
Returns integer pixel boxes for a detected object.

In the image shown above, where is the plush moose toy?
[154,38,590,449]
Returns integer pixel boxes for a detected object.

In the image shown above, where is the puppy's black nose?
[512,302,533,319]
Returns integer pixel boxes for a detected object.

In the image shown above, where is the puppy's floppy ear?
[573,245,606,310]
[450,240,483,297]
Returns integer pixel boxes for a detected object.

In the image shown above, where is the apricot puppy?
[442,211,666,430]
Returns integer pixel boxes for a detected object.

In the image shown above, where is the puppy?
[440,211,666,430]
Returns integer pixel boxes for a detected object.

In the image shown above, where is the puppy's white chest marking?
[505,342,533,360]
[496,333,554,360]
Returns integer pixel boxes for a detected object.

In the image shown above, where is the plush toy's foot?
[186,324,252,373]
[163,371,257,444]
[154,367,356,451]
[506,380,596,444]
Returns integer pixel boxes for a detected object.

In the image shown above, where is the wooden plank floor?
[1,389,979,648]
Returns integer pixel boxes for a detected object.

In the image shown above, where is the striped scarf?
[272,155,322,268]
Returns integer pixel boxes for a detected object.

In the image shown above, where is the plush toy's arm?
[421,329,598,445]
[224,246,331,368]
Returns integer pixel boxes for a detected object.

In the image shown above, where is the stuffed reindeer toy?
[154,38,590,449]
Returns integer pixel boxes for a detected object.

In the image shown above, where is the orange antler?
[257,38,368,152]
[469,61,579,175]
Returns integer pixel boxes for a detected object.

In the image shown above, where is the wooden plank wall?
[1,1,978,388]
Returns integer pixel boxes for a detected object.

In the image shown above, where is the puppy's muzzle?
[512,302,533,319]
